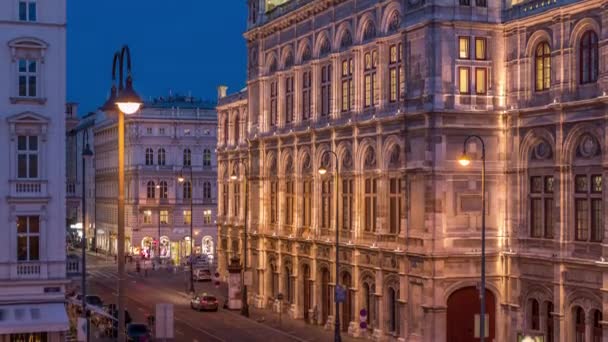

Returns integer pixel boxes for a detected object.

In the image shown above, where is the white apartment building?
[0,0,69,341]
[95,94,218,265]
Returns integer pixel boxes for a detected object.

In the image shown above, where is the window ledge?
[10,97,47,105]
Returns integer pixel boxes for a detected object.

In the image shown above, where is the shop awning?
[0,303,69,334]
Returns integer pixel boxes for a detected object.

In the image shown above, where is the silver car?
[190,294,219,312]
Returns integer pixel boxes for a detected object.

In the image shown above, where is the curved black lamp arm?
[111,52,120,85]
[462,135,486,159]
[118,45,133,91]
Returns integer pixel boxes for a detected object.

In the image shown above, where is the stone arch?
[446,284,498,341]
[280,45,294,69]
[443,281,501,305]
[567,289,602,314]
[569,17,601,52]
[8,37,49,49]
[519,128,556,168]
[522,283,553,305]
[297,147,313,176]
[381,2,402,34]
[356,138,378,172]
[315,143,333,173]
[314,31,332,58]
[336,141,354,172]
[265,151,278,178]
[525,30,553,58]
[335,21,353,50]
[562,123,604,165]
[265,51,279,74]
[296,38,312,64]
[357,12,377,43]
[382,135,404,169]
[280,148,294,176]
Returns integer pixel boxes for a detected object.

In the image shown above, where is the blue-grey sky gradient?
[68,1,247,113]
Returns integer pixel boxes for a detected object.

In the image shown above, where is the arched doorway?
[362,281,377,330]
[446,287,496,341]
[159,236,171,259]
[301,264,311,321]
[340,272,353,331]
[141,237,152,258]
[321,268,330,324]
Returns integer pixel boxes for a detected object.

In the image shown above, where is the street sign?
[77,317,87,341]
[155,303,174,339]
[335,285,346,303]
[359,308,368,330]
[244,270,253,286]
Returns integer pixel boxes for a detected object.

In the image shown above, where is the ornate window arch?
[146,181,155,199]
[362,20,377,42]
[579,30,598,84]
[157,148,166,166]
[145,148,154,165]
[535,42,551,91]
[9,37,48,102]
[340,29,353,50]
[387,11,400,34]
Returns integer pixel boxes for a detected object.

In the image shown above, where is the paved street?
[84,253,357,341]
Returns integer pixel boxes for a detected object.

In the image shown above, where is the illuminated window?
[364,50,378,108]
[143,211,152,224]
[160,210,169,225]
[389,44,402,103]
[475,68,487,94]
[475,38,487,60]
[203,210,212,224]
[458,67,470,94]
[17,216,39,261]
[574,174,603,242]
[535,42,551,91]
[341,58,354,112]
[183,210,191,225]
[458,37,470,59]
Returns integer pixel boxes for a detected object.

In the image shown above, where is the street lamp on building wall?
[318,150,341,342]
[458,135,487,342]
[230,159,249,317]
[100,45,142,340]
[81,129,93,341]
[178,167,195,294]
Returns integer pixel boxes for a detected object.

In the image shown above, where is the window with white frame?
[145,148,154,165]
[17,216,39,261]
[203,149,212,167]
[17,135,38,179]
[203,210,212,224]
[19,0,36,22]
[143,210,152,224]
[18,59,38,97]
[183,210,191,225]
[160,210,169,225]
[157,148,166,166]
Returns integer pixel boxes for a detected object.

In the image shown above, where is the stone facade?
[217,0,608,341]
[0,0,70,340]
[95,95,219,265]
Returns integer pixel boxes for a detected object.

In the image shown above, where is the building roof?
[145,94,216,110]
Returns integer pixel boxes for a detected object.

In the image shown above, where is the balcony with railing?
[9,180,48,198]
[0,260,69,281]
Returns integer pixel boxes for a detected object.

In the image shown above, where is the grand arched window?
[572,134,603,242]
[157,148,166,166]
[203,149,212,167]
[146,181,155,199]
[535,42,551,91]
[388,287,398,333]
[145,148,154,165]
[159,181,168,199]
[183,148,191,166]
[580,30,599,84]
[183,181,191,200]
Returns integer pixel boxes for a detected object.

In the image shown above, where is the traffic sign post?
[359,308,368,332]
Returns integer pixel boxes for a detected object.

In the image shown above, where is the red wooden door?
[446,287,495,342]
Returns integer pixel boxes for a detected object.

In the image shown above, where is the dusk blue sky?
[68,1,247,114]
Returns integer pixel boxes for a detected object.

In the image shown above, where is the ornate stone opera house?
[217,0,608,340]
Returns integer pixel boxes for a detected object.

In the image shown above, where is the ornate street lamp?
[318,151,341,342]
[231,160,250,317]
[458,135,487,342]
[81,129,93,341]
[100,45,142,340]
[178,168,195,294]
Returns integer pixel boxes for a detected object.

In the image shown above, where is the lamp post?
[100,45,142,340]
[458,135,486,342]
[156,182,161,260]
[178,167,195,294]
[318,151,341,342]
[230,160,249,317]
[81,129,93,341]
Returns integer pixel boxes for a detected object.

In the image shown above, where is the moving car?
[194,269,212,281]
[126,323,151,342]
[190,294,219,312]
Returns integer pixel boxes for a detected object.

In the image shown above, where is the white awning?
[0,303,69,334]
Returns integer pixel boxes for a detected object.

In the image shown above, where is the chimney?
[217,85,228,100]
